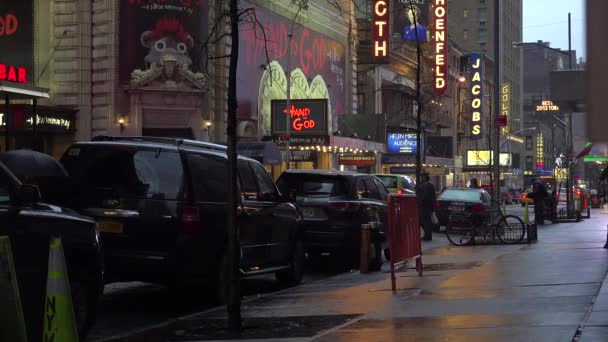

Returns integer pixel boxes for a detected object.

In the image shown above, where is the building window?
[478,29,488,42]
[526,156,533,170]
[526,136,533,150]
[478,7,488,21]
[464,9,469,18]
[464,30,469,40]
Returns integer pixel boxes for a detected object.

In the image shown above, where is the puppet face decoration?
[140,18,194,67]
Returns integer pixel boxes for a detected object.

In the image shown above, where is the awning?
[0,81,49,99]
[237,142,282,165]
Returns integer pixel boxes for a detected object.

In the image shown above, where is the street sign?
[554,168,569,181]
[495,115,507,127]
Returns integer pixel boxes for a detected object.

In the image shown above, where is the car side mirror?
[280,190,296,203]
[18,184,41,206]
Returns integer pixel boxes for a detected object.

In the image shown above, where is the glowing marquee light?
[500,83,510,134]
[372,0,389,63]
[536,100,560,111]
[433,0,447,95]
[469,54,483,140]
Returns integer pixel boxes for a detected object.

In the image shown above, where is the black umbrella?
[0,149,68,178]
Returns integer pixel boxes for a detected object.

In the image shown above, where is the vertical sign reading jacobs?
[0,1,33,84]
[372,0,390,63]
[469,54,483,140]
[433,0,447,95]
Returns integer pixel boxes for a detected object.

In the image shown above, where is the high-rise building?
[448,0,523,186]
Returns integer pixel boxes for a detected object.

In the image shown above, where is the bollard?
[523,203,529,223]
[360,224,371,273]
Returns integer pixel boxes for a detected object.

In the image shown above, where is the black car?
[276,169,388,266]
[435,187,494,227]
[0,161,102,341]
[59,136,304,299]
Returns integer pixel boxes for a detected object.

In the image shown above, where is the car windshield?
[376,176,397,188]
[439,189,481,202]
[61,145,183,200]
[277,174,350,197]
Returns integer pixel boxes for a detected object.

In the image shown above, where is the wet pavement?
[101,209,608,341]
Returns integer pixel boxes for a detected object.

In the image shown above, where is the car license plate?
[98,220,124,234]
[302,208,315,218]
[449,206,465,212]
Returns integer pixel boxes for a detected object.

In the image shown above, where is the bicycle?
[446,199,526,246]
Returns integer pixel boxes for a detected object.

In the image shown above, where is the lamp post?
[284,4,307,170]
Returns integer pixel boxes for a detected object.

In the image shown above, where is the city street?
[88,207,608,342]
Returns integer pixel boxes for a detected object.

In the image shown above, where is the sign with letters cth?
[372,0,390,63]
[469,54,483,140]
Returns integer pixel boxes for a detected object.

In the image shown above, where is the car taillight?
[179,206,200,233]
[435,201,441,209]
[397,189,404,194]
[471,203,485,212]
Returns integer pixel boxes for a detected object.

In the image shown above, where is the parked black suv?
[276,170,388,266]
[0,162,102,341]
[59,136,304,297]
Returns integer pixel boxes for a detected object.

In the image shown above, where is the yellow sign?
[0,236,28,342]
[501,83,510,135]
[536,100,560,111]
[554,168,569,181]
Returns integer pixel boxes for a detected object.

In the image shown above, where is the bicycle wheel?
[445,221,475,246]
[496,215,526,244]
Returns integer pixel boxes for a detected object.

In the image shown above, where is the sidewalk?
[105,210,608,342]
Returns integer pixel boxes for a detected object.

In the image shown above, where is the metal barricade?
[387,194,422,292]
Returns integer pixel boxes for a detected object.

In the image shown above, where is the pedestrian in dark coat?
[419,172,436,241]
[528,178,549,224]
[468,178,479,188]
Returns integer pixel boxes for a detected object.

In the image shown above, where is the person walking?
[529,178,549,224]
[468,177,479,188]
[419,172,437,241]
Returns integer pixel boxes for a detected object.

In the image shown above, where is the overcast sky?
[523,0,586,59]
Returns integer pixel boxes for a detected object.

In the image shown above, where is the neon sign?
[433,0,447,95]
[469,54,482,140]
[372,0,389,63]
[0,64,27,83]
[536,100,559,111]
[500,83,510,133]
[0,13,19,37]
[283,105,317,131]
[270,99,328,135]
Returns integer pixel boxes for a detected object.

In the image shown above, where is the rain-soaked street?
[90,207,608,342]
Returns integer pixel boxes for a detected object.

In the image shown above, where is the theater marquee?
[372,0,390,63]
[469,54,483,140]
[433,0,447,95]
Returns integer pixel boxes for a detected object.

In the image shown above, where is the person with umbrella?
[0,149,69,205]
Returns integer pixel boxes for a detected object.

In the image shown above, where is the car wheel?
[276,238,305,287]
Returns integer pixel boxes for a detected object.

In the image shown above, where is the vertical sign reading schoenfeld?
[433,0,447,95]
[372,0,390,63]
[469,54,483,140]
